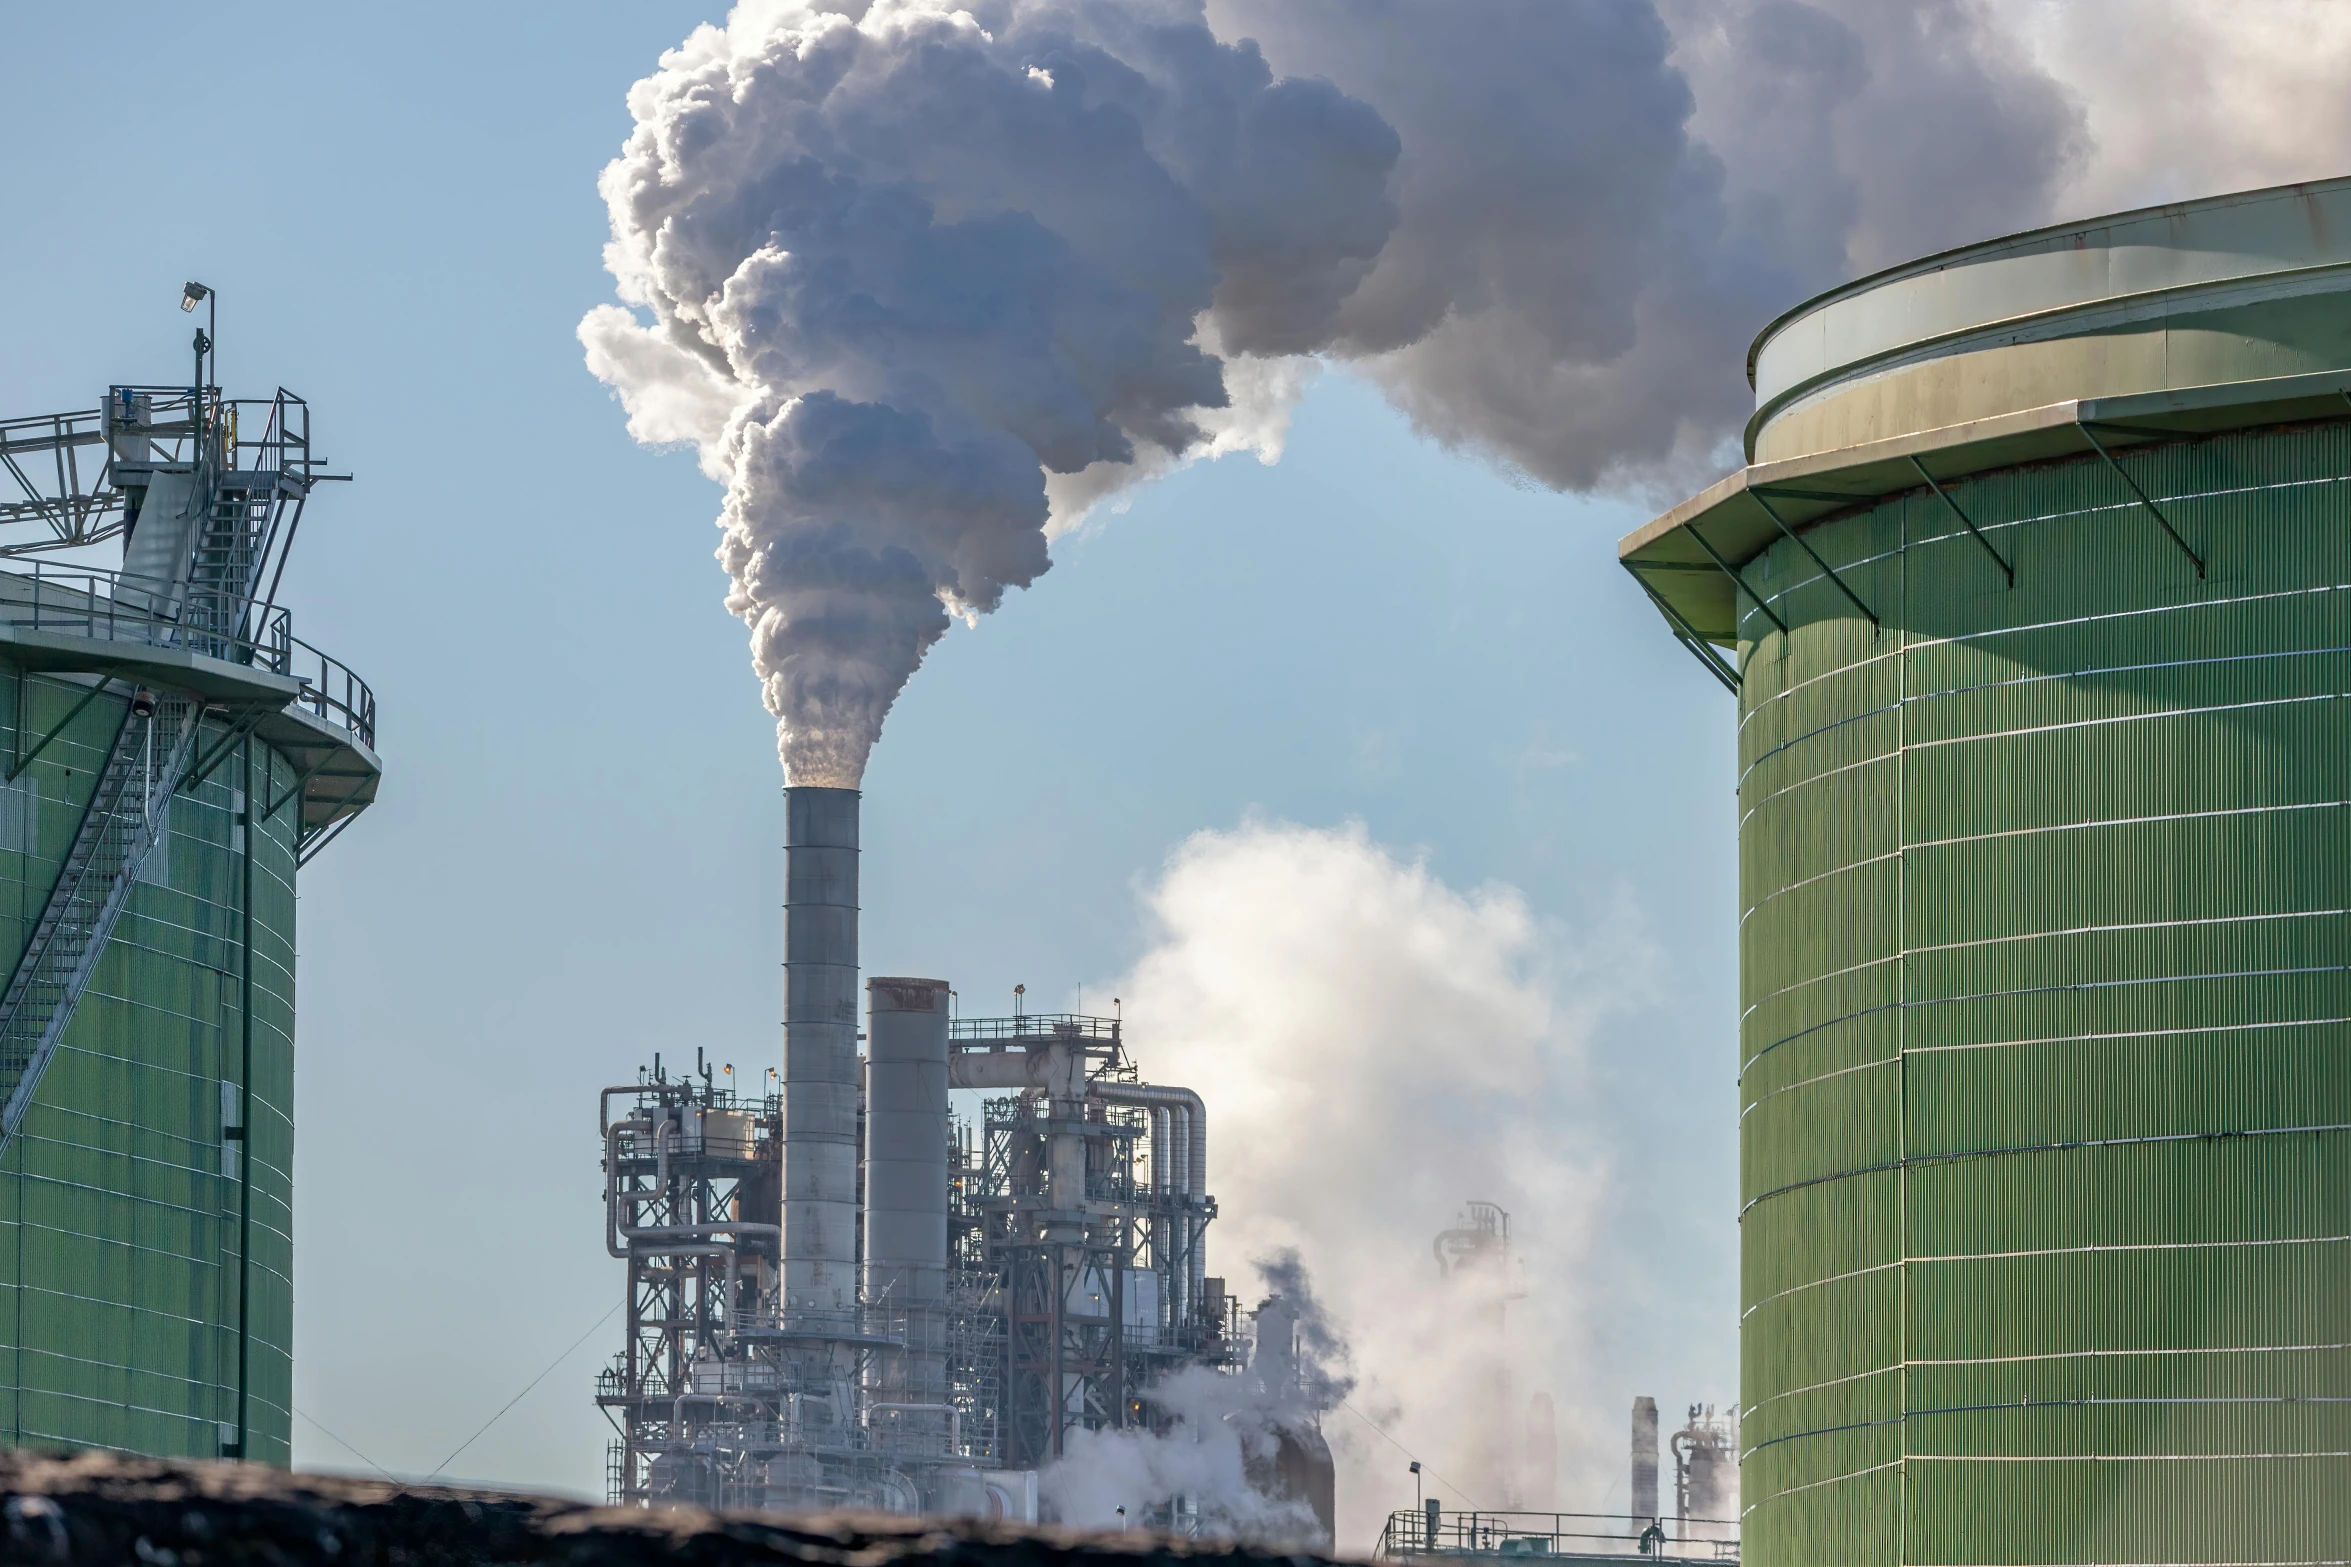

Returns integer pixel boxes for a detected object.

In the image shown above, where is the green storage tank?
[1622,180,2351,1562]
[0,381,378,1465]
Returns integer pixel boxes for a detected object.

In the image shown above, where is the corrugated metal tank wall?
[1735,420,2351,1563]
[0,671,299,1463]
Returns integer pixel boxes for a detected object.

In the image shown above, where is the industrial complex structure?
[595,785,1329,1531]
[1623,180,2351,1560]
[0,302,379,1463]
[1375,1399,1737,1563]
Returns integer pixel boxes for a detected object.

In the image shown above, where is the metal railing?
[727,1305,907,1346]
[1379,1510,1738,1563]
[0,562,374,747]
[950,1013,1122,1043]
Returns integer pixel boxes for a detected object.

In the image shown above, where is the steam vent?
[1623,179,2351,1562]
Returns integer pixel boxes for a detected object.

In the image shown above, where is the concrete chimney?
[782,786,859,1315]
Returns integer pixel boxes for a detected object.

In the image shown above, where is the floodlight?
[180,281,211,313]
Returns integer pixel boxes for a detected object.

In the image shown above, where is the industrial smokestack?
[782,786,859,1315]
[864,975,950,1440]
[1631,1395,1659,1524]
[1524,1391,1558,1511]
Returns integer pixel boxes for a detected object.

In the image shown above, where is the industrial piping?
[1092,1083,1206,1327]
[945,1044,1210,1332]
[782,786,860,1315]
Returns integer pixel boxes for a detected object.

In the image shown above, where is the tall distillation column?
[782,786,860,1316]
[1631,1396,1660,1525]
[865,976,952,1448]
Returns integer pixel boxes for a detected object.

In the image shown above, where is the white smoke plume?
[1984,0,2351,215]
[583,0,1400,784]
[1081,820,1655,1549]
[1040,1248,1351,1545]
[587,0,2351,782]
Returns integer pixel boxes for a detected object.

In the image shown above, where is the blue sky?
[0,4,1735,1497]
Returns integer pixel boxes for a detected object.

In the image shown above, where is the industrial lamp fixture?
[181,281,217,397]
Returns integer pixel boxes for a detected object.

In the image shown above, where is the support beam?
[181,706,273,795]
[10,677,116,783]
[1624,565,1740,694]
[1685,521,1789,636]
[1907,456,2014,585]
[261,752,333,824]
[2078,423,2204,577]
[1749,489,1880,628]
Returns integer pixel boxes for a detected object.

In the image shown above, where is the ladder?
[0,694,204,1136]
[0,394,284,1143]
[182,465,270,661]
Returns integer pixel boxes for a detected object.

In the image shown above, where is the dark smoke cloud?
[586,0,2086,778]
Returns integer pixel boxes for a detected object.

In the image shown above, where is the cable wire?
[426,1302,621,1481]
[294,1406,397,1483]
[1337,1399,1478,1507]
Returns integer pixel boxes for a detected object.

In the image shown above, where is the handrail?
[1377,1508,1739,1562]
[0,562,375,748]
[949,1013,1121,1042]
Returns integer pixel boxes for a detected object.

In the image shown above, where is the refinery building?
[594,785,1335,1533]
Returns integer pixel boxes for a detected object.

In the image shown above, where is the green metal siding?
[0,668,298,1464]
[1734,420,2351,1563]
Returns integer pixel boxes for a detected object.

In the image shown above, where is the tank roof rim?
[1744,173,2351,390]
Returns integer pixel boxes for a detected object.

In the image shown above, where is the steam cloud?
[587,0,2351,783]
[1083,821,1653,1547]
[1041,1249,1352,1544]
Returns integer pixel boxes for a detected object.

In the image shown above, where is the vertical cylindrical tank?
[864,975,950,1431]
[1620,177,2351,1564]
[782,785,859,1314]
[1631,1396,1659,1523]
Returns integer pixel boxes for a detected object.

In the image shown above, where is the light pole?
[181,281,215,455]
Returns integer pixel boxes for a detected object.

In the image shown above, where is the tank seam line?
[1745,701,2350,830]
[1741,907,2351,1021]
[1736,577,2351,734]
[14,1343,250,1395]
[1906,796,2349,848]
[1742,1344,2351,1419]
[1914,1234,2351,1263]
[1738,1455,1902,1510]
[1745,1012,2350,1113]
[1743,964,2351,1072]
[1738,641,2351,788]
[1904,1015,2351,1055]
[1910,1451,2351,1462]
[1910,692,2347,753]
[1748,1400,2351,1460]
[1920,1343,2351,1365]
[1738,1122,2351,1217]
